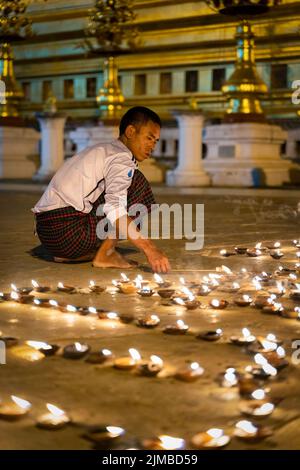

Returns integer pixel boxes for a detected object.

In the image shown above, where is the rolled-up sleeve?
[103,154,135,225]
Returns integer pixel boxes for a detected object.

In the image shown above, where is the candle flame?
[31,280,39,288]
[274,241,281,248]
[150,355,163,366]
[207,428,223,439]
[89,280,95,287]
[176,320,186,328]
[190,362,200,371]
[261,340,277,351]
[158,435,185,450]
[222,265,232,274]
[57,282,64,288]
[101,349,112,357]
[26,341,51,350]
[179,277,185,285]
[74,342,84,352]
[49,299,58,308]
[266,333,277,342]
[236,420,257,435]
[154,273,163,284]
[11,396,31,410]
[262,363,277,376]
[252,389,265,400]
[66,305,77,313]
[150,314,160,322]
[106,426,124,437]
[46,403,65,417]
[276,346,285,358]
[88,307,97,314]
[10,291,19,300]
[242,328,251,338]
[256,403,274,415]
[174,297,185,306]
[295,283,300,291]
[220,249,227,255]
[107,312,119,320]
[255,242,262,249]
[129,348,141,362]
[211,299,220,307]
[243,295,252,302]
[121,273,130,282]
[11,283,18,292]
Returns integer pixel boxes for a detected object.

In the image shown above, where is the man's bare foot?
[54,251,96,263]
[93,248,133,268]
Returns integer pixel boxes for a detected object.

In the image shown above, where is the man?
[32,106,170,273]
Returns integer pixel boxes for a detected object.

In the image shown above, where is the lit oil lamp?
[196,284,211,296]
[88,280,105,293]
[114,281,136,294]
[10,283,33,295]
[220,249,235,257]
[114,348,141,370]
[280,306,300,319]
[175,361,204,382]
[267,241,281,250]
[0,396,31,420]
[62,342,90,359]
[246,243,263,257]
[248,355,278,379]
[85,348,114,364]
[234,294,253,307]
[209,299,228,309]
[239,401,275,418]
[191,428,230,449]
[26,340,59,357]
[0,292,11,301]
[136,314,160,329]
[138,355,164,377]
[83,425,125,444]
[238,375,260,397]
[221,368,239,388]
[163,319,189,335]
[37,403,70,429]
[142,435,185,450]
[290,283,300,301]
[78,306,105,316]
[153,273,171,288]
[10,290,34,304]
[262,302,284,315]
[197,328,223,342]
[219,282,240,294]
[269,249,284,260]
[235,246,248,254]
[31,279,51,293]
[234,420,273,442]
[261,347,288,370]
[254,294,276,309]
[59,304,78,314]
[251,334,282,353]
[137,286,154,297]
[275,265,296,276]
[57,282,76,294]
[268,281,286,296]
[293,239,300,248]
[33,298,53,308]
[230,328,256,346]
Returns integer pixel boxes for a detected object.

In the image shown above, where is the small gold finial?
[43,91,57,114]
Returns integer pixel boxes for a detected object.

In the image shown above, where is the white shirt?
[32,139,138,224]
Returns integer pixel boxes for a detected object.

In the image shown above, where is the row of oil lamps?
[220,239,300,259]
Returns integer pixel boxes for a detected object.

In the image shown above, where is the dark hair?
[119,106,161,136]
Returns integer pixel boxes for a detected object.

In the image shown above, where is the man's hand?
[145,246,171,273]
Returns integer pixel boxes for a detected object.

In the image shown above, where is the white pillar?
[33,113,66,182]
[166,111,210,186]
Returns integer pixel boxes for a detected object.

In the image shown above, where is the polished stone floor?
[0,187,300,450]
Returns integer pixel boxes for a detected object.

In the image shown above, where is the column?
[33,112,66,182]
[166,111,210,186]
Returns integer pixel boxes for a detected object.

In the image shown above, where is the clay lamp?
[56,282,76,294]
[85,348,114,364]
[10,283,33,295]
[191,428,230,449]
[175,361,204,382]
[230,328,256,346]
[0,396,31,420]
[269,249,284,260]
[82,425,125,444]
[163,319,189,335]
[142,435,185,450]
[36,404,70,430]
[114,348,141,370]
[219,282,240,294]
[136,314,160,329]
[31,279,51,293]
[88,280,105,293]
[153,273,171,288]
[157,288,175,298]
[63,342,90,359]
[10,290,34,304]
[137,355,164,377]
[234,294,253,307]
[209,299,228,309]
[220,249,236,257]
[197,328,223,342]
[235,246,248,254]
[234,420,273,442]
[26,340,59,357]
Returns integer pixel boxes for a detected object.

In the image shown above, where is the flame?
[46,403,65,417]
[10,291,19,300]
[89,280,95,287]
[101,349,112,357]
[255,242,262,249]
[151,314,159,322]
[262,363,277,376]
[150,355,163,366]
[274,241,281,248]
[216,328,223,334]
[129,348,141,362]
[295,283,300,291]
[26,341,51,350]
[211,299,220,307]
[174,297,185,306]
[74,342,85,352]
[158,435,185,450]
[220,249,227,255]
[179,277,185,285]
[33,299,41,305]
[176,320,186,328]
[11,396,31,410]
[106,426,124,437]
[107,312,119,320]
[57,282,64,288]
[276,281,285,293]
[243,295,252,302]
[207,428,223,439]
[266,333,277,342]
[236,420,257,435]
[66,305,77,313]
[242,328,251,338]
[222,265,232,274]
[88,307,97,314]
[31,280,39,288]
[11,283,18,292]
[252,389,265,400]
[154,273,163,284]
[256,403,274,415]
[49,299,58,307]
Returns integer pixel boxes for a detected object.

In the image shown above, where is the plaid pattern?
[35,169,156,259]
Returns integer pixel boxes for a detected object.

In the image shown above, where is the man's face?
[125,120,160,162]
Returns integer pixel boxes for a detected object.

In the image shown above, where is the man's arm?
[116,214,171,273]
